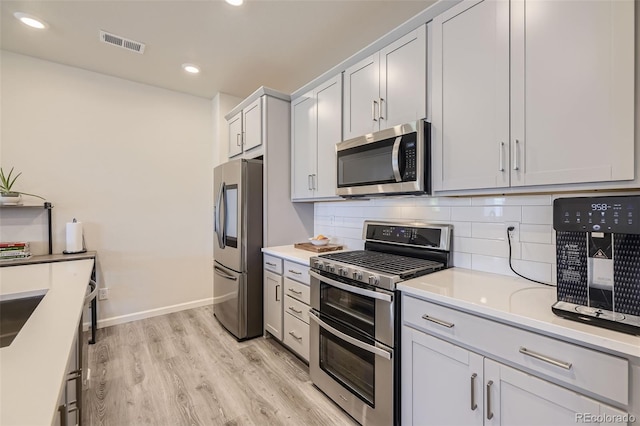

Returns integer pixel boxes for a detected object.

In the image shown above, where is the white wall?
[0,51,215,326]
[314,192,636,285]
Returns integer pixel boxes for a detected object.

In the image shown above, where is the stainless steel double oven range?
[309,221,453,426]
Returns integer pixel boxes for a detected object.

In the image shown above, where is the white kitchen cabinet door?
[432,0,510,191]
[242,97,262,153]
[402,326,484,426]
[343,54,379,140]
[264,270,283,340]
[379,25,427,130]
[314,74,342,198]
[510,0,634,187]
[483,359,629,426]
[291,92,315,200]
[227,111,243,158]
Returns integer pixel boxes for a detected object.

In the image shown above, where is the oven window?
[319,320,375,406]
[320,281,375,337]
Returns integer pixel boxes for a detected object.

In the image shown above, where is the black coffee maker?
[552,195,640,335]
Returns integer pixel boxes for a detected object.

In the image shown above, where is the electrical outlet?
[506,222,520,242]
[98,288,109,300]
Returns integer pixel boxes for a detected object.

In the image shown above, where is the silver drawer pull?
[288,269,302,275]
[519,347,572,370]
[288,306,303,314]
[288,331,302,341]
[421,314,455,328]
[266,262,277,267]
[288,288,303,295]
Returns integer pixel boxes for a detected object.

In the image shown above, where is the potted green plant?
[0,167,45,205]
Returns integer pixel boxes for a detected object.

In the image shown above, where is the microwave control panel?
[402,133,417,181]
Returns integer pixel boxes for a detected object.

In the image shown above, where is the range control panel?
[553,195,640,234]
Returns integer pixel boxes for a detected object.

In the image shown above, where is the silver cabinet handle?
[372,99,378,121]
[236,133,241,147]
[486,380,494,420]
[308,175,312,190]
[421,314,455,328]
[288,331,302,341]
[470,373,478,411]
[288,288,303,295]
[309,311,392,360]
[288,306,303,314]
[379,97,385,119]
[311,174,316,190]
[499,142,505,172]
[519,347,572,370]
[288,269,302,275]
[275,284,280,302]
[265,261,276,267]
[513,139,520,171]
[309,270,393,302]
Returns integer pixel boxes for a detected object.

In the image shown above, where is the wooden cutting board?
[294,242,343,253]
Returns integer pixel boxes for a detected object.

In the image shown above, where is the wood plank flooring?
[83,305,358,426]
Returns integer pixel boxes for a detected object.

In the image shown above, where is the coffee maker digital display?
[553,195,640,335]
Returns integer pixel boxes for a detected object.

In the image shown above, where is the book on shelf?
[0,241,29,249]
[0,253,31,260]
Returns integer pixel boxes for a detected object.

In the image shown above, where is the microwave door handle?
[309,311,392,360]
[391,136,402,182]
[309,271,392,302]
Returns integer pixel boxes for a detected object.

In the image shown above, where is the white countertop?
[262,245,323,265]
[0,259,95,426]
[398,268,640,359]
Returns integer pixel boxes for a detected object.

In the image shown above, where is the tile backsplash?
[314,194,557,283]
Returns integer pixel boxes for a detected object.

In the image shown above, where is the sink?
[0,295,45,348]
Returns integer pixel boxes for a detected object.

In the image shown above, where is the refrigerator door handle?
[214,266,238,281]
[215,181,226,249]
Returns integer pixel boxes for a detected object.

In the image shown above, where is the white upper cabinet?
[227,97,263,158]
[343,25,426,140]
[227,111,243,158]
[432,0,635,192]
[291,74,342,201]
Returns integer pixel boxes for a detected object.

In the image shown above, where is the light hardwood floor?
[83,305,358,426]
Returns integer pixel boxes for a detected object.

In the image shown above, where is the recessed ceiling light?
[182,63,200,74]
[14,12,48,29]
[226,0,243,6]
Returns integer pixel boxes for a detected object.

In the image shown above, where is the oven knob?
[368,275,380,285]
[327,264,335,273]
[352,271,363,280]
[341,268,350,277]
[313,260,321,268]
[337,267,344,276]
[317,263,324,270]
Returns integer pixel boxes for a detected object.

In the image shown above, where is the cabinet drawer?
[284,277,310,305]
[284,295,309,324]
[284,260,310,285]
[403,294,629,405]
[263,254,283,274]
[284,312,309,361]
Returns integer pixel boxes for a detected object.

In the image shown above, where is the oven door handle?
[391,136,402,182]
[309,271,393,302]
[309,311,392,360]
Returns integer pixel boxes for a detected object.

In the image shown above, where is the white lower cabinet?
[264,270,283,340]
[402,295,630,426]
[262,253,310,362]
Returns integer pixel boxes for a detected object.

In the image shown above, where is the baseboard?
[83,297,213,330]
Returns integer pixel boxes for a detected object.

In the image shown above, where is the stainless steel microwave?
[336,119,430,197]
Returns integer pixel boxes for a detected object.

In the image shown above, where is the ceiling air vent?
[99,30,146,54]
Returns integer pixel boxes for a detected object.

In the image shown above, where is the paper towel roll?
[66,221,84,253]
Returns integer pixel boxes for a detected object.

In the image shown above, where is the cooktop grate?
[319,250,443,277]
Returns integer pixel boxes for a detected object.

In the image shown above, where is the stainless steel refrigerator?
[213,158,263,340]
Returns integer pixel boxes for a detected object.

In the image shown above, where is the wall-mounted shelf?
[0,202,53,254]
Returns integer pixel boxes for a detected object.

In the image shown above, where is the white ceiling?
[0,0,435,99]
